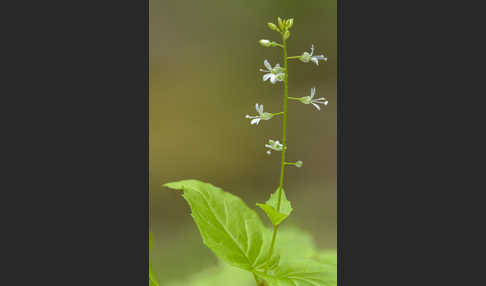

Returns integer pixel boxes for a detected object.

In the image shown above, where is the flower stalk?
[266,29,290,272]
[250,17,328,279]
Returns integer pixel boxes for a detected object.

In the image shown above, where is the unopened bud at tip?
[267,22,279,32]
[259,39,272,47]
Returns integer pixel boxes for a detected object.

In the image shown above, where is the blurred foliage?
[150,0,337,283]
[166,227,336,286]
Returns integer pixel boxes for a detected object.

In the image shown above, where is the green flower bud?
[278,17,285,31]
[295,160,303,168]
[286,18,294,29]
[267,22,279,32]
[259,39,272,47]
[283,30,290,40]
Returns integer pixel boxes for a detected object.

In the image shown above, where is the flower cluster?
[244,17,329,167]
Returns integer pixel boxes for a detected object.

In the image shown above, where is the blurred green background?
[150,0,336,283]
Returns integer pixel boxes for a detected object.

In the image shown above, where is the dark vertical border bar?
[145,0,150,283]
[337,0,343,284]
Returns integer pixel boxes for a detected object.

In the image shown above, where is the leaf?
[166,262,255,286]
[256,259,337,286]
[315,249,337,266]
[275,227,317,259]
[149,232,159,286]
[164,179,274,271]
[256,187,293,226]
[149,264,159,286]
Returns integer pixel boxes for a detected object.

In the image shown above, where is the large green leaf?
[166,262,255,286]
[164,227,337,286]
[164,179,273,271]
[315,249,337,266]
[256,187,293,226]
[275,227,317,260]
[256,259,337,286]
[149,264,159,286]
[149,232,159,286]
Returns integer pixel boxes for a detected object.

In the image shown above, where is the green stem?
[287,55,300,59]
[253,273,261,285]
[265,32,289,273]
[288,97,300,101]
[272,111,284,116]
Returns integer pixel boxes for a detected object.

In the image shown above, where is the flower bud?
[267,22,279,32]
[295,160,303,168]
[286,18,294,29]
[259,39,272,47]
[278,17,285,31]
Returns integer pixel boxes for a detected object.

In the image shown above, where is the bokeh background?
[150,0,337,283]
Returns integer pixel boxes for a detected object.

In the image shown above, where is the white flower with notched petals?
[260,59,285,84]
[245,103,274,125]
[299,45,328,66]
[265,139,284,155]
[299,87,328,111]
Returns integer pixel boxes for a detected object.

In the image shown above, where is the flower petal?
[311,102,321,110]
[311,58,319,65]
[263,73,272,81]
[310,87,316,99]
[270,75,277,84]
[251,118,261,125]
[264,59,272,70]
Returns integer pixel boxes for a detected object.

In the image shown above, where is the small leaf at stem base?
[256,187,293,226]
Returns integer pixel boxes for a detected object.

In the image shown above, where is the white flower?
[299,45,328,66]
[299,87,328,111]
[265,139,284,155]
[260,59,285,84]
[245,103,274,125]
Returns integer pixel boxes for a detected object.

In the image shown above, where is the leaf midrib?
[191,188,254,267]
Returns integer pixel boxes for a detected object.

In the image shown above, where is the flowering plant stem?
[265,32,289,274]
[164,17,332,286]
